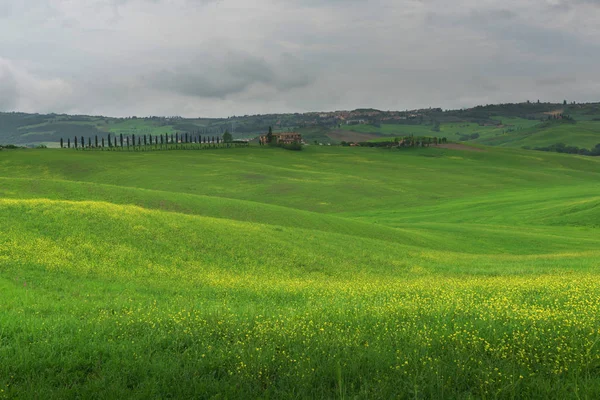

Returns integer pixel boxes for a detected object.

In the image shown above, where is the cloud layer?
[0,0,599,117]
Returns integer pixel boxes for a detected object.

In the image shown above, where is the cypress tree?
[88,137,91,148]
[74,136,78,149]
[267,126,273,144]
[132,134,136,149]
[67,138,70,148]
[95,135,98,148]
[102,138,105,148]
[82,136,85,149]
[171,134,174,144]
[60,138,64,148]
[108,134,112,148]
[144,135,147,146]
[185,133,188,143]
[176,133,179,144]
[138,137,141,146]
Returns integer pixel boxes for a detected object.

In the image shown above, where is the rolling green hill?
[476,120,600,149]
[3,101,600,151]
[339,118,600,151]
[1,144,600,398]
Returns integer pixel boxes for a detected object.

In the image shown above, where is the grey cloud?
[535,76,578,86]
[0,2,11,18]
[0,64,18,110]
[148,51,316,99]
[0,0,599,117]
[468,8,517,22]
[560,0,600,7]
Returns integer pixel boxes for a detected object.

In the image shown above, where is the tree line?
[60,130,247,151]
[529,142,600,157]
[340,136,448,148]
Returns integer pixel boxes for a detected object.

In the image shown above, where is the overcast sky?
[1,0,599,117]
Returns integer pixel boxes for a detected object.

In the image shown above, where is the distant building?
[259,132,302,145]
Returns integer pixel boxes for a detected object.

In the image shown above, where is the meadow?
[342,118,600,151]
[1,145,600,398]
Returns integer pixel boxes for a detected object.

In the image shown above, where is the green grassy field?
[1,145,600,398]
[343,118,600,150]
[477,121,600,150]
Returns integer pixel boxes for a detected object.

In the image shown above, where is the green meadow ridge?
[2,101,600,151]
[1,145,600,398]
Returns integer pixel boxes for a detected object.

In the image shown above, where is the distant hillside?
[2,101,600,150]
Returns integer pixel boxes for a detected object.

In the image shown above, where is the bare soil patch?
[543,109,564,116]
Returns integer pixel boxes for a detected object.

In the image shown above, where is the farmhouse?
[259,132,303,145]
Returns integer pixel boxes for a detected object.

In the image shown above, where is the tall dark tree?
[67,138,70,148]
[132,134,136,148]
[108,134,112,148]
[95,135,98,148]
[88,137,91,148]
[82,136,85,148]
[60,138,64,148]
[120,134,124,148]
[102,138,105,148]
[138,137,141,146]
[144,135,147,146]
[74,136,78,149]
[267,126,273,144]
[176,133,179,144]
[171,134,174,144]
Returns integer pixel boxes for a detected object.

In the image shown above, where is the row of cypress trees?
[60,133,245,150]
